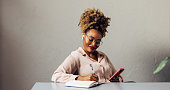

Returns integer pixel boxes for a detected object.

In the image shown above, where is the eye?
[89,38,93,42]
[95,41,101,44]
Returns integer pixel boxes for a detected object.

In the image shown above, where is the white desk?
[31,82,170,90]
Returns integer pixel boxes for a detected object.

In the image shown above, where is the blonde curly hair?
[78,8,111,37]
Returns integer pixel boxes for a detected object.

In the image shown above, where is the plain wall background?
[0,0,170,90]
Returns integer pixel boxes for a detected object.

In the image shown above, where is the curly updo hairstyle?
[78,8,111,37]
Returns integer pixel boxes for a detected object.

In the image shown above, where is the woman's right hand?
[76,74,98,82]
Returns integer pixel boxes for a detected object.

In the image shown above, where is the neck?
[82,46,97,58]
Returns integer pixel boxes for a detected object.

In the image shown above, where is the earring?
[82,35,84,40]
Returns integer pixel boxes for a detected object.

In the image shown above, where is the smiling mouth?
[89,46,95,50]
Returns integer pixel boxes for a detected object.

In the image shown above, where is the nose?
[91,41,97,46]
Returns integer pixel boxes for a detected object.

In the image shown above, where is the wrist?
[76,76,81,80]
[76,76,84,81]
[75,76,79,80]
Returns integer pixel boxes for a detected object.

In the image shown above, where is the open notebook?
[65,80,100,88]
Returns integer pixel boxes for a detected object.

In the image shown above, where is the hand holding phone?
[109,68,124,81]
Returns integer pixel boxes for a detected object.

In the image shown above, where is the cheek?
[83,39,89,46]
[84,38,89,45]
[85,42,90,47]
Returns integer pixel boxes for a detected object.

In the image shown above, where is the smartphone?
[109,68,124,81]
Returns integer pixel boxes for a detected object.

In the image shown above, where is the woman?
[51,8,123,82]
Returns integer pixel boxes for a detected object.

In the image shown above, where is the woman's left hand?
[110,75,123,82]
[118,75,123,82]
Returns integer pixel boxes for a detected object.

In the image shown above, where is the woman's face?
[82,29,103,53]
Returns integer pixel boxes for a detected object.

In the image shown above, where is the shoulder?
[62,48,81,65]
[70,47,83,60]
[70,51,79,60]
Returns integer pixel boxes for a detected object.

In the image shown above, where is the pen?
[90,64,95,74]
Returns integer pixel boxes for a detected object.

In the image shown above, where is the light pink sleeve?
[51,52,79,82]
[106,56,124,82]
[104,54,117,75]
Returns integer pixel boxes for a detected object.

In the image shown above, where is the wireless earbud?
[82,35,84,40]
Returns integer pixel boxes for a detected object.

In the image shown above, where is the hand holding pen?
[76,73,98,82]
[89,64,98,81]
[75,64,98,82]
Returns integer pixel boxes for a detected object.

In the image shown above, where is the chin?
[88,48,95,53]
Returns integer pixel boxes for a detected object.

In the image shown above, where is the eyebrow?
[88,36,101,40]
[88,36,94,38]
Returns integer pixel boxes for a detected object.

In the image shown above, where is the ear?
[82,33,85,40]
[82,36,83,40]
[82,33,85,37]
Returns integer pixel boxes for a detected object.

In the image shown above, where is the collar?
[78,47,87,56]
[77,47,104,62]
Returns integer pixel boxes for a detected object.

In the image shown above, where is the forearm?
[51,72,78,82]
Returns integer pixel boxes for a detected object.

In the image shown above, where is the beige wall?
[0,0,170,90]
